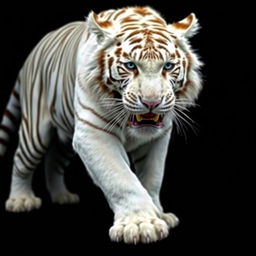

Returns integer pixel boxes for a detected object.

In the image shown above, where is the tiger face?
[86,7,202,136]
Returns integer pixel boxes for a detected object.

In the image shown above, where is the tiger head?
[83,6,202,137]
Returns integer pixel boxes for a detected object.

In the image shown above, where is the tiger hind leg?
[45,132,79,205]
[5,116,53,212]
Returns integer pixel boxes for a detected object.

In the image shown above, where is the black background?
[0,0,252,254]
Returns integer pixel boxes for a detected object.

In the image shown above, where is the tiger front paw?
[109,212,169,244]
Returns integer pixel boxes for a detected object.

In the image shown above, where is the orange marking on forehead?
[125,30,142,40]
[148,18,166,25]
[121,17,139,24]
[115,47,122,57]
[152,30,171,41]
[113,9,126,20]
[122,26,140,32]
[122,52,129,58]
[133,7,152,16]
[131,45,142,52]
[129,37,143,44]
[157,45,169,52]
[154,38,168,45]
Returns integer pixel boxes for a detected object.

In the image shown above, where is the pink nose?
[141,99,161,109]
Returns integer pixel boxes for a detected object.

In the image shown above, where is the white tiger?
[0,6,202,244]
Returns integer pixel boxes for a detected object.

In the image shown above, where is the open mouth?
[128,113,164,127]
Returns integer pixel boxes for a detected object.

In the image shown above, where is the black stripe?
[12,90,20,101]
[19,142,38,169]
[20,121,42,161]
[16,153,35,172]
[36,79,48,151]
[14,162,28,179]
[0,124,13,135]
[22,115,45,156]
[4,109,17,125]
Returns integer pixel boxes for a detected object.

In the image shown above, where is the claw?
[160,231,164,239]
[146,235,150,243]
[115,235,120,242]
[133,237,137,245]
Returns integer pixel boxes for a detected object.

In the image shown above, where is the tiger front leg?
[130,129,179,229]
[73,121,170,244]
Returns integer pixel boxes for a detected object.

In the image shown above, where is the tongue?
[142,113,156,119]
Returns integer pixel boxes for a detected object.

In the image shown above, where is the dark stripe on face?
[108,57,120,84]
[75,112,121,142]
[125,30,142,41]
[175,50,181,58]
[131,45,142,53]
[154,38,168,45]
[152,31,171,42]
[97,50,112,94]
[121,17,139,24]
[129,37,143,44]
[115,48,122,57]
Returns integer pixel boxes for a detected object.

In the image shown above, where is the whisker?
[171,111,188,142]
[103,109,126,133]
[173,108,199,136]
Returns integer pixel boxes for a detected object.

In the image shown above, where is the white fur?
[73,9,186,243]
[3,7,201,245]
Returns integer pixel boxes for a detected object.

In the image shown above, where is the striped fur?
[1,6,202,244]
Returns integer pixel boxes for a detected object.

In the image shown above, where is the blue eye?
[125,62,137,70]
[163,62,174,70]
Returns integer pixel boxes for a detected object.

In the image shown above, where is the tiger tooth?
[136,114,143,122]
[153,114,160,122]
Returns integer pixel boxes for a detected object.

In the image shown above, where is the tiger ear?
[168,13,200,38]
[87,11,115,44]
